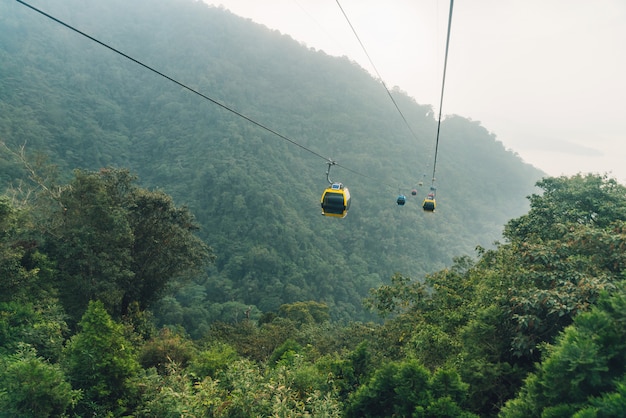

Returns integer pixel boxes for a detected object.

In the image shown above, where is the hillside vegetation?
[1,0,542,325]
[8,1,625,416]
[2,168,626,416]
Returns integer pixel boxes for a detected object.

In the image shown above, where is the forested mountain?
[4,169,626,417]
[4,2,626,416]
[1,0,543,326]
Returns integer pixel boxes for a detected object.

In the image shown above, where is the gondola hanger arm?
[326,160,337,185]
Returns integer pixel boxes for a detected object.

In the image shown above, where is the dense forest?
[3,169,626,416]
[1,0,543,325]
[4,0,623,417]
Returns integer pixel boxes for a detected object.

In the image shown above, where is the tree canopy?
[4,0,626,416]
[0,0,543,325]
[40,168,212,324]
[1,171,623,416]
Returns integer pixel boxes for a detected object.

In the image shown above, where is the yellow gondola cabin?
[321,183,351,218]
[422,193,436,212]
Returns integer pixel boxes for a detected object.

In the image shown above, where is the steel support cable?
[430,0,454,190]
[17,0,331,159]
[18,0,422,194]
[16,0,385,184]
[335,0,421,145]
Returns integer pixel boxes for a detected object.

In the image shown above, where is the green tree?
[43,169,134,322]
[62,300,140,416]
[0,195,56,304]
[0,345,79,418]
[188,341,239,379]
[208,317,298,362]
[135,365,223,418]
[0,196,67,362]
[345,359,476,418]
[126,186,213,313]
[574,377,626,417]
[361,175,626,416]
[455,175,626,415]
[501,287,626,417]
[268,338,303,366]
[504,173,626,242]
[497,174,626,359]
[365,260,477,368]
[277,300,331,325]
[139,327,196,374]
[41,168,212,323]
[0,301,67,362]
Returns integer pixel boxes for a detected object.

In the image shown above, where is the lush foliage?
[42,168,212,324]
[3,0,625,416]
[1,172,626,416]
[0,0,542,326]
[501,286,626,417]
[63,301,141,416]
[363,173,626,416]
[0,345,79,418]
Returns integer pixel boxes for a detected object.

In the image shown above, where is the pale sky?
[205,0,626,182]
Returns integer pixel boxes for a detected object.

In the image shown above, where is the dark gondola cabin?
[397,195,407,205]
[321,183,351,218]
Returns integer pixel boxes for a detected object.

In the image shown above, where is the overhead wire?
[292,0,349,53]
[335,0,444,197]
[16,0,381,184]
[430,0,455,190]
[334,0,421,147]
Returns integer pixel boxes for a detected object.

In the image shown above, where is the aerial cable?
[17,0,417,195]
[335,0,420,143]
[430,0,454,191]
[16,0,331,160]
[16,0,383,182]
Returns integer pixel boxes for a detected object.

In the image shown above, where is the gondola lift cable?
[335,0,421,156]
[12,1,369,176]
[15,0,335,163]
[423,0,454,212]
[16,0,427,216]
[335,0,454,207]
